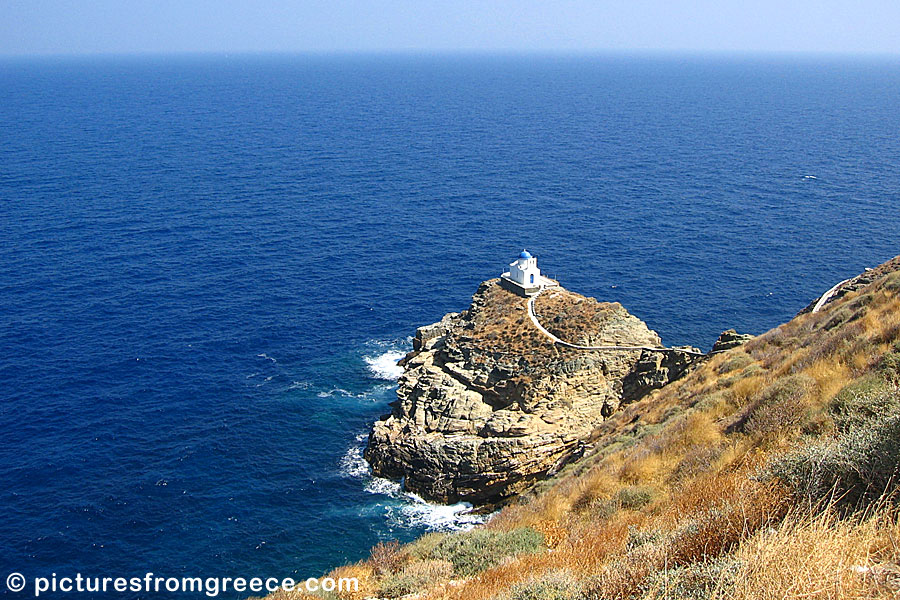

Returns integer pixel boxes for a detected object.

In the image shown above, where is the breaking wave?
[339,433,371,479]
[388,493,486,532]
[340,432,485,532]
[363,350,405,380]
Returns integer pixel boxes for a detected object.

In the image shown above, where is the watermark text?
[5,572,358,597]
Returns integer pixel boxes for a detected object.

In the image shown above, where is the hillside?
[270,255,900,600]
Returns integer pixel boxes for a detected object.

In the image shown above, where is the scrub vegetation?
[272,262,900,600]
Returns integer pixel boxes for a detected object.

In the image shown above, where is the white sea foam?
[365,477,404,496]
[392,492,485,532]
[339,433,371,479]
[257,353,277,363]
[254,375,275,388]
[317,388,352,398]
[351,448,486,532]
[364,350,405,380]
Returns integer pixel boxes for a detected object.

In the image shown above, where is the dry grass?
[731,375,765,406]
[462,280,662,361]
[803,358,852,405]
[720,509,900,600]
[533,288,661,348]
[260,257,900,600]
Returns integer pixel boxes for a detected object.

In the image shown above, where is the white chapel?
[500,250,557,296]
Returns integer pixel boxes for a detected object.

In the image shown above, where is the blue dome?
[519,249,532,259]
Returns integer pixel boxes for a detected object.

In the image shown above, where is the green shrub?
[406,532,447,560]
[742,364,765,379]
[646,557,740,600]
[717,363,764,389]
[769,412,900,510]
[824,307,854,331]
[378,559,453,598]
[880,351,900,386]
[625,526,664,551]
[616,486,655,510]
[427,527,544,577]
[590,498,620,520]
[694,391,728,411]
[743,375,814,438]
[828,375,896,432]
[496,570,582,600]
[717,352,754,375]
[882,271,900,293]
[846,292,874,312]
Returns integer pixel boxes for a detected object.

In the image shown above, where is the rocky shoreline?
[364,279,743,505]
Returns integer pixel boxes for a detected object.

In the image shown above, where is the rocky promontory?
[365,279,711,505]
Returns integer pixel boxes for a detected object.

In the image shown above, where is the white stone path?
[526,289,709,356]
[811,278,852,313]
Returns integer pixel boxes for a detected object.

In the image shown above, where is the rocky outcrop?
[622,348,701,401]
[710,329,755,353]
[365,280,704,505]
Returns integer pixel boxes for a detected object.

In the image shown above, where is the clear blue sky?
[2,0,899,57]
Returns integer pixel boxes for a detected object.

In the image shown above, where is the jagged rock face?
[365,280,693,505]
[622,349,699,401]
[710,329,755,353]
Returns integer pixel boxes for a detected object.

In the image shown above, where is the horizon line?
[2,47,900,62]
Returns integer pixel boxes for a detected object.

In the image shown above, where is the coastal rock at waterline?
[365,280,702,505]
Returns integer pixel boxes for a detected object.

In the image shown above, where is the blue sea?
[1,53,899,597]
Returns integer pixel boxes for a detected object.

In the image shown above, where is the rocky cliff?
[364,280,714,505]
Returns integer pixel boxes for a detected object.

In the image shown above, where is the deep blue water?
[1,54,899,597]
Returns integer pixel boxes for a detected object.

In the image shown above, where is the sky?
[2,0,900,57]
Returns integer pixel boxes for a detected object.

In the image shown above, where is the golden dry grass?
[720,509,900,600]
[261,259,900,600]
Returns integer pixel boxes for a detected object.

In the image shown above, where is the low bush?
[828,375,896,432]
[743,375,814,438]
[625,526,664,551]
[646,557,740,600]
[672,446,723,481]
[498,570,582,600]
[581,544,663,600]
[769,412,900,509]
[378,559,453,598]
[718,364,764,390]
[406,532,447,560]
[825,306,855,331]
[882,271,900,293]
[717,351,754,375]
[879,350,900,386]
[368,540,406,576]
[426,527,544,577]
[616,486,655,510]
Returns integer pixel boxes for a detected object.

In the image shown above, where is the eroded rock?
[710,329,755,353]
[364,280,700,504]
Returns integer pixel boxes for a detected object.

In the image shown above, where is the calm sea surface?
[1,54,899,597]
